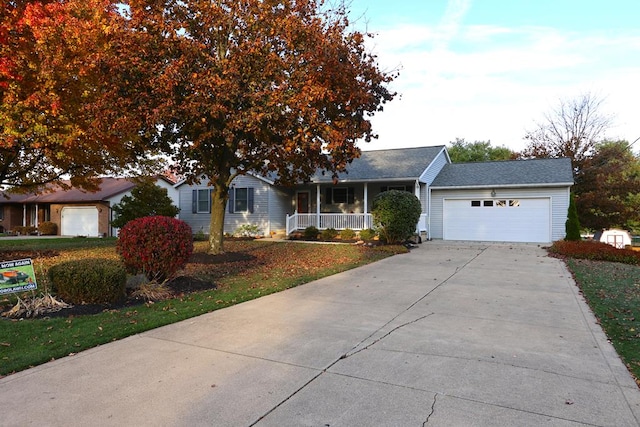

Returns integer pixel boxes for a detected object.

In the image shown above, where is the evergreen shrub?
[49,258,126,304]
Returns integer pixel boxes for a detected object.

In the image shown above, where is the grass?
[0,238,402,376]
[566,258,640,385]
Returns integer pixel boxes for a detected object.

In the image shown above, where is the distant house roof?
[311,145,447,182]
[431,157,574,188]
[0,178,136,203]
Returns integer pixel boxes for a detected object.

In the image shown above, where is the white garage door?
[61,207,99,236]
[444,198,551,243]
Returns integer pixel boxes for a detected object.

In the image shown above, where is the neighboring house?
[0,176,178,237]
[177,145,574,243]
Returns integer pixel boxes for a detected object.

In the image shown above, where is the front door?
[297,192,310,213]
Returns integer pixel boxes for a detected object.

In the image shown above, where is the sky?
[346,0,640,153]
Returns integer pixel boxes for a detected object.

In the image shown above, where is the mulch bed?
[1,251,224,319]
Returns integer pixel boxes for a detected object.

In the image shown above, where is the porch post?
[22,204,26,227]
[364,183,368,213]
[35,203,39,229]
[316,184,321,228]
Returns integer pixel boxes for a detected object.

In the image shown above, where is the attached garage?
[443,198,551,243]
[429,158,574,243]
[61,207,99,236]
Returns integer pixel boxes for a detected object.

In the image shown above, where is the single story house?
[177,145,574,243]
[0,176,178,237]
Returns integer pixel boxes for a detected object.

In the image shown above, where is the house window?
[483,200,494,207]
[229,187,254,213]
[509,200,520,207]
[496,200,507,207]
[471,200,481,207]
[0,206,3,220]
[192,189,212,213]
[326,187,355,204]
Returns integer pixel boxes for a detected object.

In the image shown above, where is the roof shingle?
[431,157,574,188]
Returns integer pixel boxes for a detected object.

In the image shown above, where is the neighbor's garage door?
[444,198,550,243]
[61,207,99,236]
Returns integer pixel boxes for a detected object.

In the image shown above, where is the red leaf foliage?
[549,240,640,265]
[117,216,194,282]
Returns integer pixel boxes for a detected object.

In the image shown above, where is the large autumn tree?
[573,140,640,231]
[125,0,396,254]
[0,0,160,193]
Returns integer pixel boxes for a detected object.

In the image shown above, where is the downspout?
[428,186,432,240]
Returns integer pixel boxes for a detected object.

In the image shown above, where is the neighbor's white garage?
[60,206,99,236]
[443,198,551,243]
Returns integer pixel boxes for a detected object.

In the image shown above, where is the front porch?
[285,212,428,236]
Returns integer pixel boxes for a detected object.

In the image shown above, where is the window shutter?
[192,190,197,214]
[248,188,254,213]
[325,188,332,204]
[209,189,214,213]
[228,188,235,213]
[348,187,355,204]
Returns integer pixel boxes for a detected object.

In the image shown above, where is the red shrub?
[549,240,640,265]
[117,216,193,282]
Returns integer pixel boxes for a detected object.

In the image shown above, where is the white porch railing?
[286,213,373,235]
[286,212,429,236]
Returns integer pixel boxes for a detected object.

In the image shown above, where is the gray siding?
[269,186,294,232]
[420,148,449,185]
[178,175,275,236]
[429,186,570,241]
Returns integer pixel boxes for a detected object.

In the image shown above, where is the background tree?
[573,140,640,231]
[447,138,515,163]
[125,0,396,254]
[519,92,612,171]
[111,179,180,229]
[0,0,160,193]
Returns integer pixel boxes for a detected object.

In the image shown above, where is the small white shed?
[594,229,632,249]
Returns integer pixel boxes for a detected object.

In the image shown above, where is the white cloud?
[361,22,640,152]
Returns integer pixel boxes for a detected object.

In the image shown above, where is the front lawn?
[0,238,402,376]
[566,259,640,385]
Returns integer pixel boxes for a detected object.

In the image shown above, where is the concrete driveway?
[1,242,639,426]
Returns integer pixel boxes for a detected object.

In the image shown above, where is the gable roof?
[311,145,447,183]
[431,157,574,189]
[0,178,136,203]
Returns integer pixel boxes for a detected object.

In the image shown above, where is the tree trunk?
[208,188,228,255]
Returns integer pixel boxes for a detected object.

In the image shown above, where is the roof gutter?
[430,182,574,190]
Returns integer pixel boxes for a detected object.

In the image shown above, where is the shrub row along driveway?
[1,242,639,426]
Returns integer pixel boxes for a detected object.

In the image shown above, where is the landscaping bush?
[340,228,356,240]
[565,193,581,241]
[321,228,338,240]
[372,190,421,244]
[13,226,36,235]
[38,221,57,236]
[193,229,208,241]
[234,223,261,238]
[358,228,376,240]
[549,240,640,265]
[48,258,126,304]
[117,216,193,282]
[303,226,319,240]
